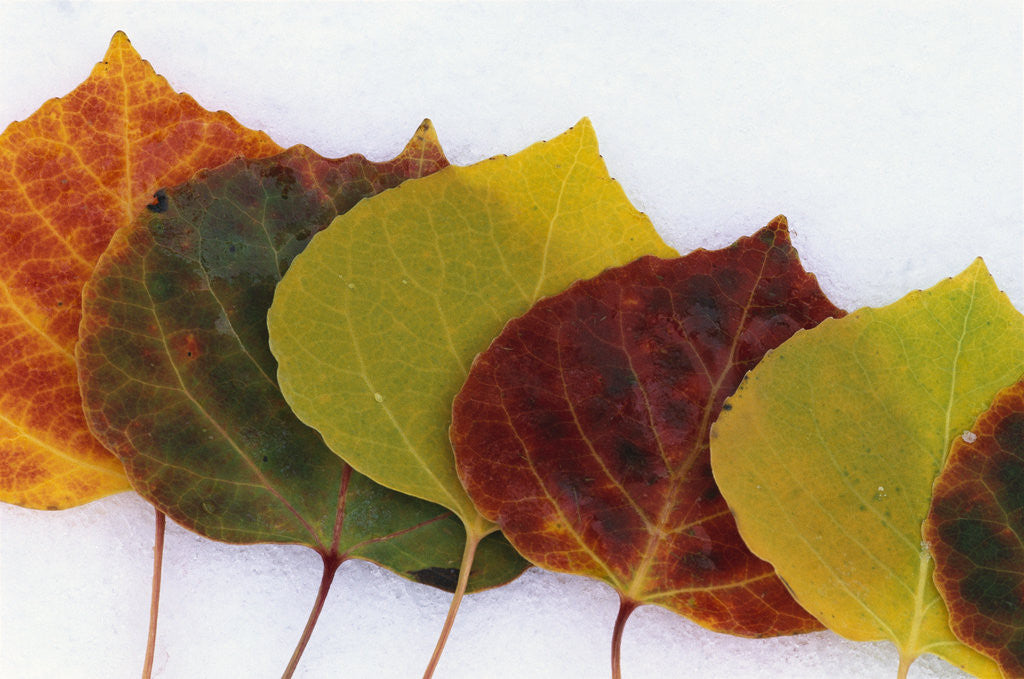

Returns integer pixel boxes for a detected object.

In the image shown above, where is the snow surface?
[0,2,1020,678]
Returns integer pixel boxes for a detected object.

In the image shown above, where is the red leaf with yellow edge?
[451,217,838,662]
[926,375,1024,678]
[0,32,281,509]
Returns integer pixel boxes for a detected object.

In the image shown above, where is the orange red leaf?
[0,32,281,509]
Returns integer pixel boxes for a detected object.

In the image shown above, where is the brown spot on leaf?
[409,567,461,592]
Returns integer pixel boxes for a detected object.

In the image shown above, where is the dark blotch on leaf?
[995,461,1024,509]
[995,412,1024,460]
[654,346,692,373]
[682,275,723,326]
[700,481,721,503]
[262,164,298,200]
[683,551,717,571]
[409,567,461,592]
[940,514,1015,567]
[147,189,169,213]
[616,439,649,475]
[602,366,637,397]
[960,569,1021,619]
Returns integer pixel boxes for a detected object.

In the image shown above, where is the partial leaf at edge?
[711,258,1024,677]
[926,376,1024,678]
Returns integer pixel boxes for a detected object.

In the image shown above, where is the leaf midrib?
[627,239,776,601]
[905,264,980,657]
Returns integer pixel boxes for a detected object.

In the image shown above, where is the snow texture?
[0,2,1020,678]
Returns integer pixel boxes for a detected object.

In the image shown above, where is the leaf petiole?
[281,553,344,679]
[611,596,639,679]
[421,524,488,679]
[142,510,166,679]
[895,652,916,679]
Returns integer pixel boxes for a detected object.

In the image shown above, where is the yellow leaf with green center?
[268,119,676,530]
[710,258,1024,679]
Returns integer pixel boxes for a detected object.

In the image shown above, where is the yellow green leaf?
[710,258,1024,678]
[268,118,676,529]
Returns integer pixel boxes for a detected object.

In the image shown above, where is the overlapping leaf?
[711,259,1024,678]
[268,119,677,531]
[76,123,526,597]
[450,218,830,640]
[926,376,1024,678]
[268,120,676,674]
[0,31,282,509]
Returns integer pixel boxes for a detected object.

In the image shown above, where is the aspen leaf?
[450,219,831,674]
[711,259,1024,678]
[926,376,1024,678]
[0,32,281,509]
[268,119,675,674]
[76,125,527,674]
[268,119,676,529]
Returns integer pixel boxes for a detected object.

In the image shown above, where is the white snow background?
[0,1,1021,678]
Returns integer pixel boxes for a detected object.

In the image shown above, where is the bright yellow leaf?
[268,119,677,529]
[711,258,1024,678]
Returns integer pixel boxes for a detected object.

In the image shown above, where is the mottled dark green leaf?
[76,122,527,593]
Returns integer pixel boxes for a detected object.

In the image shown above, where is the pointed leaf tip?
[546,118,598,152]
[416,118,438,142]
[574,116,597,144]
[105,30,135,58]
[756,216,792,247]
[964,256,990,278]
[402,119,446,160]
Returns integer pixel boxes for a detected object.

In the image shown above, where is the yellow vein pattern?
[711,258,1020,679]
[270,119,675,535]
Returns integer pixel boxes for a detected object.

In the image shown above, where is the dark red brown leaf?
[926,376,1024,678]
[452,216,841,638]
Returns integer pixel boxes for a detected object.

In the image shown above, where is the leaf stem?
[611,595,639,679]
[282,554,343,679]
[896,652,914,679]
[142,510,166,679]
[421,527,483,679]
